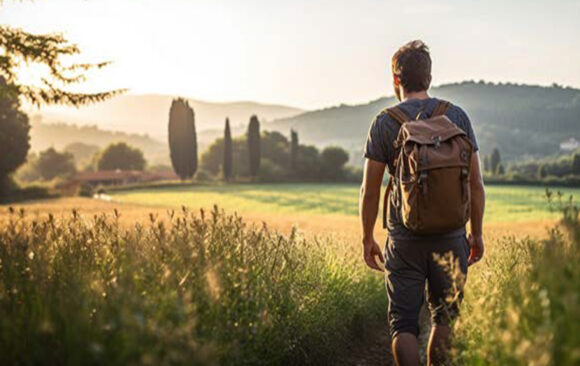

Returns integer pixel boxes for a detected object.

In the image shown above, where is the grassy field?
[109,183,580,223]
[1,183,579,365]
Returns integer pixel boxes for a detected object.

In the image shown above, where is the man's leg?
[393,332,420,366]
[427,324,451,366]
[426,235,470,366]
[384,236,427,366]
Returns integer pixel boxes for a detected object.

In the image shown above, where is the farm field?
[110,183,580,223]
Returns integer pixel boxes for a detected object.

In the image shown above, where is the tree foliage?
[168,98,198,180]
[200,129,351,182]
[490,148,501,175]
[573,153,580,175]
[223,118,233,181]
[247,115,261,177]
[290,129,299,171]
[0,24,124,106]
[320,146,349,180]
[0,77,29,193]
[483,154,490,172]
[96,142,146,171]
[36,147,76,180]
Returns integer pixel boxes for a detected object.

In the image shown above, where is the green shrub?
[0,206,384,365]
[194,169,214,182]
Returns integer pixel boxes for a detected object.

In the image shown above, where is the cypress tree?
[247,115,261,177]
[168,98,197,180]
[573,153,580,175]
[490,148,501,175]
[223,118,233,181]
[483,154,490,172]
[290,129,299,171]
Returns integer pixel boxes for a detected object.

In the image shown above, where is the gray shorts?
[384,234,470,338]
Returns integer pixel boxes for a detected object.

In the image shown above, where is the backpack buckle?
[432,135,441,148]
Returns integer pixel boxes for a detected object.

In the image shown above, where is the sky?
[2,0,580,110]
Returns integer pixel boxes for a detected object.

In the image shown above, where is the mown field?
[1,183,579,365]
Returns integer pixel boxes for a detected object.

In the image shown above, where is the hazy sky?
[2,0,580,109]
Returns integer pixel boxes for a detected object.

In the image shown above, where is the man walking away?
[359,40,486,366]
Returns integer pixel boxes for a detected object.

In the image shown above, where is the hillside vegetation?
[269,81,580,161]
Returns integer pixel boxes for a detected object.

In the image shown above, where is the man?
[359,40,485,366]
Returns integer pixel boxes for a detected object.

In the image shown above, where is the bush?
[257,158,286,182]
[0,207,385,365]
[194,169,214,182]
[77,183,94,197]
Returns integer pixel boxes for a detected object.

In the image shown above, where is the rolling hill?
[29,94,304,140]
[266,81,580,161]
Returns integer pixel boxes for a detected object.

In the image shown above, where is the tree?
[538,164,547,179]
[290,129,299,171]
[483,154,490,172]
[64,142,100,167]
[496,163,505,175]
[168,98,198,180]
[490,148,501,175]
[247,115,261,177]
[0,78,30,194]
[0,24,123,106]
[96,142,146,171]
[320,146,349,180]
[573,153,580,175]
[36,147,76,180]
[223,118,233,181]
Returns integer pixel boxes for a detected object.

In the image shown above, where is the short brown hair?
[392,40,432,92]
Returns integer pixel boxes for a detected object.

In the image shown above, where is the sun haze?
[2,0,580,109]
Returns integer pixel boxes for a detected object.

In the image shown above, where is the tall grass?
[453,191,580,365]
[0,206,385,365]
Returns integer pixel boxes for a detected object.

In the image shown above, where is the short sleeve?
[456,107,479,152]
[363,113,392,164]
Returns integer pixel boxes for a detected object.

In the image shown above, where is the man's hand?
[467,233,484,266]
[363,237,385,272]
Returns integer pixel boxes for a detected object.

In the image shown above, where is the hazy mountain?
[28,116,170,166]
[30,94,304,140]
[267,81,580,161]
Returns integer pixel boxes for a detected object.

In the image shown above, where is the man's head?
[391,40,432,101]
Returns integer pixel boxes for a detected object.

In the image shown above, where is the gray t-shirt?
[364,97,479,240]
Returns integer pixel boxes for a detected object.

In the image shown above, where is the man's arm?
[359,158,387,272]
[468,151,485,265]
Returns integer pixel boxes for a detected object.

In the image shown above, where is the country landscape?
[2,0,580,365]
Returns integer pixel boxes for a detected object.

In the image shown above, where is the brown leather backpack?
[382,100,473,234]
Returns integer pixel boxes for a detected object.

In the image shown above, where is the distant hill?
[28,116,170,166]
[30,94,304,140]
[267,81,580,161]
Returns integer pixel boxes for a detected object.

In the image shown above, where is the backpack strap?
[431,100,451,117]
[386,106,411,125]
[382,106,409,228]
[382,175,393,229]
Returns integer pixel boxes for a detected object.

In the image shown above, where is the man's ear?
[393,74,400,86]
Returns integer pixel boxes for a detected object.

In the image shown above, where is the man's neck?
[401,90,430,102]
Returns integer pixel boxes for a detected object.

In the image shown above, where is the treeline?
[16,142,147,183]
[481,147,580,186]
[167,98,357,182]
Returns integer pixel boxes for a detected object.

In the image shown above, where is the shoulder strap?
[386,106,410,125]
[382,175,393,229]
[431,100,451,117]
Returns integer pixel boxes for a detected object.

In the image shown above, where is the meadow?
[110,183,580,223]
[0,183,579,365]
